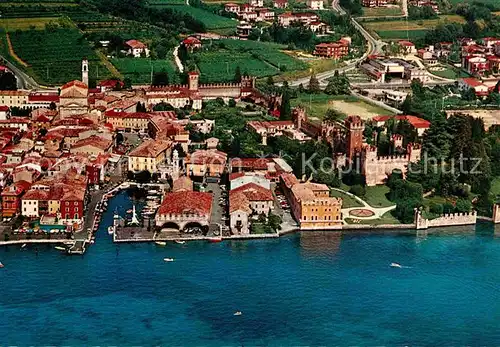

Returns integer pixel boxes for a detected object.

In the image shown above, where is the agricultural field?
[216,39,308,72]
[148,4,237,31]
[448,0,500,9]
[111,57,180,84]
[8,28,112,85]
[291,93,393,120]
[364,16,466,40]
[195,52,278,83]
[0,17,61,31]
[376,30,428,40]
[361,6,403,17]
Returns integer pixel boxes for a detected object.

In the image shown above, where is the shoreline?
[1,220,496,247]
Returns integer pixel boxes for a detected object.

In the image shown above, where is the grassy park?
[330,190,364,208]
[363,186,394,208]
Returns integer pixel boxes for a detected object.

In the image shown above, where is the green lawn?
[330,189,364,208]
[364,185,394,208]
[111,57,180,84]
[429,65,470,79]
[345,211,400,225]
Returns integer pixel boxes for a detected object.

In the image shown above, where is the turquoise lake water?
[1,191,500,345]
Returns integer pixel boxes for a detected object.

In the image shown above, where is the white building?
[125,39,150,58]
[306,0,324,9]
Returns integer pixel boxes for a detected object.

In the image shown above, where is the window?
[66,208,69,212]
[66,202,69,206]
[65,214,69,219]
[74,213,79,219]
[74,202,78,206]
[75,207,78,212]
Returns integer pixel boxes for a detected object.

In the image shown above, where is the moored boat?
[0,262,4,268]
[174,240,186,245]
[155,241,167,246]
[108,226,114,235]
[55,246,66,251]
[208,237,222,243]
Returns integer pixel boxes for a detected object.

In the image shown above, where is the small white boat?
[233,311,242,316]
[55,246,66,251]
[0,262,4,268]
[164,258,174,262]
[390,262,402,268]
[108,226,114,235]
[174,240,185,245]
[155,241,167,246]
[21,243,27,249]
[126,209,133,213]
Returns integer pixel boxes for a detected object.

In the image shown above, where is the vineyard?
[149,4,237,31]
[0,17,60,30]
[9,28,112,85]
[196,52,278,83]
[217,39,307,71]
[111,58,180,85]
[193,39,307,82]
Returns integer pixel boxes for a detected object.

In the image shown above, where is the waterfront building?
[1,180,31,218]
[280,173,343,230]
[155,191,213,231]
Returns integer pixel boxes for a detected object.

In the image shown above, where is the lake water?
[1,191,499,345]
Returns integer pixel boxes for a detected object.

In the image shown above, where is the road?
[0,54,40,89]
[287,0,385,87]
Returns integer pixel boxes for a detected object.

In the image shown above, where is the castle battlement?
[374,154,410,162]
[415,208,477,230]
[345,115,364,129]
[199,83,242,89]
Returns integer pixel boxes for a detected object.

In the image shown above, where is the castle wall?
[199,84,242,99]
[363,155,410,186]
[415,209,477,230]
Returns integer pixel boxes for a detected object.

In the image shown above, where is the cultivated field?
[9,28,112,85]
[148,4,237,31]
[362,6,403,17]
[196,52,278,83]
[217,39,307,71]
[111,58,180,84]
[446,110,500,130]
[364,16,466,40]
[291,94,393,120]
[0,17,60,30]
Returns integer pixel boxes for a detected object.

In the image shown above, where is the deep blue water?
[1,191,500,345]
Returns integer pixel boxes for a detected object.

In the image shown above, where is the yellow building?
[49,199,60,215]
[105,111,151,132]
[59,80,89,118]
[127,139,172,173]
[0,90,29,108]
[280,174,342,230]
[186,150,227,178]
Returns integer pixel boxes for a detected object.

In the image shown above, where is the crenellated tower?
[345,115,364,161]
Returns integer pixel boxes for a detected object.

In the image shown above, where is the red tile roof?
[372,115,431,129]
[125,39,146,49]
[61,80,88,90]
[0,105,9,111]
[158,191,212,216]
[128,139,171,157]
[460,77,486,88]
[72,135,112,151]
[231,182,274,201]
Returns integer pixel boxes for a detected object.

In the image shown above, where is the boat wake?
[390,262,412,269]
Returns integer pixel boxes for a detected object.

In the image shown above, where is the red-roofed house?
[182,37,202,52]
[225,2,240,13]
[398,40,417,54]
[313,41,349,59]
[70,135,113,156]
[128,139,172,173]
[125,39,150,58]
[186,149,227,178]
[273,0,288,8]
[1,180,31,218]
[458,78,490,98]
[155,191,212,231]
[372,115,431,136]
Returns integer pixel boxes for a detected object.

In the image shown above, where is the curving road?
[0,54,40,89]
[286,0,385,86]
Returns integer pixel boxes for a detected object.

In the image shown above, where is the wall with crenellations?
[414,208,477,230]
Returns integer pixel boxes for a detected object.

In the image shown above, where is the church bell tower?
[82,59,89,86]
